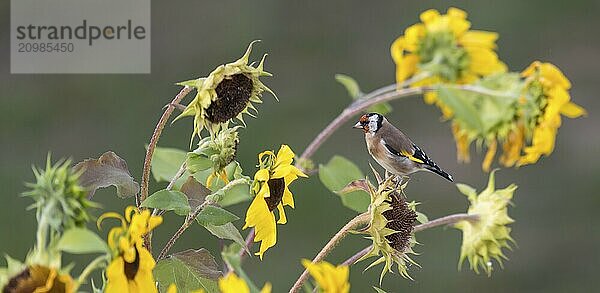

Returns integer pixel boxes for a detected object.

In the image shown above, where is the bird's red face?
[353,114,370,133]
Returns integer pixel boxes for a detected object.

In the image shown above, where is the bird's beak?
[352,122,363,129]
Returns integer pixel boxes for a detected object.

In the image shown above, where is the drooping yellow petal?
[482,139,497,172]
[560,102,586,118]
[276,203,287,224]
[243,194,276,259]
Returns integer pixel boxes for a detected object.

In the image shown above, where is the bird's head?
[353,113,384,134]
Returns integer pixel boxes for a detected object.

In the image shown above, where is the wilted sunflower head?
[352,177,418,282]
[454,170,516,276]
[176,41,276,141]
[2,264,74,293]
[516,61,586,166]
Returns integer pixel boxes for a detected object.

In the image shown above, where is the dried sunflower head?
[176,41,276,142]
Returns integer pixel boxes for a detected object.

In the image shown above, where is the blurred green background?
[1,0,599,292]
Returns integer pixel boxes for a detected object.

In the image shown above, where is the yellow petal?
[396,54,419,84]
[243,194,276,260]
[420,9,441,24]
[466,47,504,75]
[282,186,295,208]
[276,203,287,224]
[218,273,250,293]
[459,30,498,49]
[482,139,497,172]
[254,169,270,181]
[275,144,295,167]
[259,283,272,293]
[560,102,586,118]
[540,62,571,89]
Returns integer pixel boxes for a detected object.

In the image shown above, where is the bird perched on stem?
[353,113,453,183]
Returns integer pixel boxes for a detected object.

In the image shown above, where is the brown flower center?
[264,177,285,211]
[206,73,253,123]
[124,246,140,281]
[382,192,417,252]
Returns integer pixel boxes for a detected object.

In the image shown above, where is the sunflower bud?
[454,170,516,276]
[175,41,276,141]
[190,126,240,187]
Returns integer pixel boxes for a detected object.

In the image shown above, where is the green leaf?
[221,243,260,293]
[56,228,108,254]
[319,156,369,212]
[195,205,239,226]
[200,222,245,247]
[416,211,429,224]
[335,74,362,99]
[436,87,484,133]
[73,151,139,199]
[154,249,219,293]
[141,189,191,216]
[186,152,213,174]
[151,147,188,186]
[207,179,252,207]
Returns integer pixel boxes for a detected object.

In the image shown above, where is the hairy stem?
[157,199,214,260]
[139,86,192,208]
[139,86,192,250]
[298,81,432,164]
[341,213,480,266]
[289,213,370,293]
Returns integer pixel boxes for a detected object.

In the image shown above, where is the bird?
[353,113,453,183]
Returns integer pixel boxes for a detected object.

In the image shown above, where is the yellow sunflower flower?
[391,7,506,118]
[2,265,74,293]
[454,171,516,276]
[98,206,163,293]
[243,145,307,259]
[301,259,350,293]
[175,41,276,141]
[517,61,586,165]
[356,177,418,282]
[218,272,271,293]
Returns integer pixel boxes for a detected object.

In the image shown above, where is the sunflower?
[454,171,516,276]
[98,206,163,293]
[391,7,506,118]
[242,145,307,259]
[176,41,276,141]
[2,265,74,293]
[301,260,350,293]
[517,61,586,166]
[356,177,418,282]
[218,272,271,293]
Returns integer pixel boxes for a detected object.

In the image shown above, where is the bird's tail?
[424,165,453,182]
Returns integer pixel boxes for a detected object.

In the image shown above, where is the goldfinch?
[353,113,453,182]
